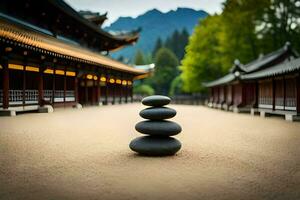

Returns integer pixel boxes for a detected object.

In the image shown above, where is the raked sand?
[0,104,299,200]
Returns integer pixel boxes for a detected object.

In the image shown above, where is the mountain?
[105,8,208,62]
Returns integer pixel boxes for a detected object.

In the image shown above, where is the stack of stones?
[129,95,182,156]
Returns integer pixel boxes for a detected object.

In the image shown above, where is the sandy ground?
[0,104,299,200]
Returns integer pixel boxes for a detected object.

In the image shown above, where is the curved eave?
[241,58,300,80]
[0,18,146,76]
[49,0,139,50]
[203,73,236,88]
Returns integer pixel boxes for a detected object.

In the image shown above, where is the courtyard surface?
[0,104,299,200]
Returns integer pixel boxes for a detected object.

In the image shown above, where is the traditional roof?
[79,11,108,26]
[0,17,146,75]
[239,42,298,73]
[241,58,300,80]
[202,73,236,87]
[203,42,299,88]
[48,0,140,51]
[0,0,139,52]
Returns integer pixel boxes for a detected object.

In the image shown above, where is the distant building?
[204,42,300,121]
[0,0,148,116]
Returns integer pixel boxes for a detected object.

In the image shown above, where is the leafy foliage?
[169,76,183,96]
[181,0,300,93]
[181,15,225,93]
[134,50,145,65]
[133,84,155,96]
[151,48,179,95]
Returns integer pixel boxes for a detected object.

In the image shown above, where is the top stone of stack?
[142,95,171,107]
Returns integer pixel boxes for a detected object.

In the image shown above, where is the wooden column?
[63,67,66,107]
[112,82,116,105]
[130,82,133,103]
[22,64,26,106]
[105,73,108,105]
[232,85,235,106]
[283,76,286,110]
[74,72,78,104]
[272,78,276,110]
[96,76,100,105]
[2,58,9,109]
[254,82,259,108]
[119,82,122,104]
[84,77,88,105]
[297,74,300,114]
[125,82,128,103]
[38,65,44,106]
[52,66,56,105]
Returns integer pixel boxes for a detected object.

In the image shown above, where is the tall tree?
[181,15,225,93]
[134,50,145,65]
[152,48,179,95]
[152,37,163,57]
[164,29,189,61]
[221,0,269,64]
[257,0,300,52]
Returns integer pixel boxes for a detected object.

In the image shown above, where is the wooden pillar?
[38,65,44,106]
[104,73,108,105]
[283,76,286,110]
[96,76,100,105]
[130,82,133,103]
[297,74,300,114]
[112,82,116,105]
[52,67,56,105]
[272,78,276,110]
[119,82,122,104]
[63,68,66,107]
[22,64,26,106]
[84,77,88,105]
[2,58,9,109]
[254,82,259,108]
[74,73,78,104]
[125,82,128,103]
[232,85,235,106]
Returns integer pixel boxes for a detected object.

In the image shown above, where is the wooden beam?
[2,58,9,109]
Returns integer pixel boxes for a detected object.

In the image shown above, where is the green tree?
[133,84,155,96]
[221,0,269,64]
[181,15,225,93]
[152,37,163,57]
[169,76,183,97]
[152,48,179,95]
[134,50,145,65]
[164,29,190,61]
[256,0,300,52]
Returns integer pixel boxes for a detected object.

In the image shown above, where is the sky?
[65,0,224,26]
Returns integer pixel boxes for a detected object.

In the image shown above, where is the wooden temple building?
[204,42,300,121]
[0,0,147,116]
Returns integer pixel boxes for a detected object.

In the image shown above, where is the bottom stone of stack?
[129,136,181,156]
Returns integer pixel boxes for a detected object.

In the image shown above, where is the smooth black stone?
[135,120,182,136]
[142,95,171,107]
[129,136,182,156]
[139,107,176,120]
